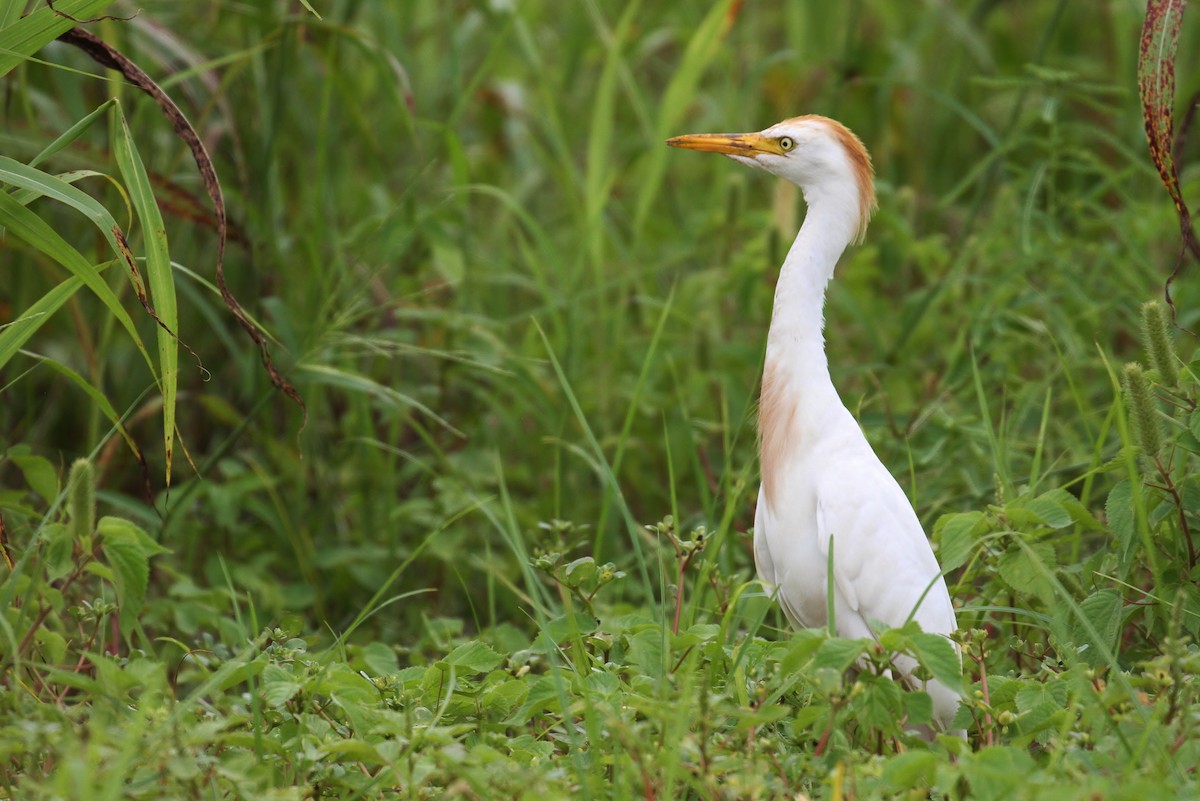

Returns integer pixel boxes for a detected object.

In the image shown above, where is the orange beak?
[665,132,783,157]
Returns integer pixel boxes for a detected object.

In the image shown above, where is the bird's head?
[667,115,876,242]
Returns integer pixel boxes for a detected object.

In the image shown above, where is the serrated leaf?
[96,517,167,634]
[1106,480,1135,557]
[997,541,1055,601]
[1014,680,1068,714]
[962,745,1037,801]
[1072,589,1123,667]
[540,612,599,646]
[263,676,302,707]
[504,675,567,725]
[102,539,148,635]
[780,629,826,675]
[1014,700,1066,738]
[483,679,529,714]
[444,641,503,674]
[934,511,984,571]
[812,637,868,672]
[910,632,963,689]
[1027,495,1073,529]
[674,622,721,649]
[860,673,904,729]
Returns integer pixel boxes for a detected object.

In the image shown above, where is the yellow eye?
[778,136,795,152]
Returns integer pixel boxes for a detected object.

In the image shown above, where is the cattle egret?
[668,116,962,734]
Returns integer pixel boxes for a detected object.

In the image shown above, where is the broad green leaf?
[962,746,1037,801]
[34,629,67,666]
[860,673,903,729]
[1072,590,1123,667]
[910,632,963,689]
[0,0,119,77]
[504,675,566,725]
[97,516,167,634]
[9,447,57,502]
[41,522,73,582]
[1105,480,1135,558]
[812,636,868,672]
[1014,701,1067,738]
[541,612,599,645]
[1014,680,1068,714]
[1027,495,1073,529]
[482,679,528,714]
[780,628,827,675]
[934,510,985,571]
[626,626,665,677]
[361,641,399,675]
[562,556,597,586]
[262,664,302,707]
[443,641,503,674]
[111,104,179,483]
[902,689,934,725]
[997,541,1055,601]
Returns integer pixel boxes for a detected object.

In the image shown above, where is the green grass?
[2,1,1200,798]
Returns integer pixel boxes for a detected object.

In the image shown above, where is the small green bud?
[1122,363,1162,459]
[1141,300,1179,387]
[67,458,95,543]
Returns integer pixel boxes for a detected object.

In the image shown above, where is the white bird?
[667,115,962,734]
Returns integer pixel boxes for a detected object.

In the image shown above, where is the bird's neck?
[757,191,862,508]
[765,196,859,391]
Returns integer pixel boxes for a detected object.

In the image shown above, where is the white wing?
[813,462,962,728]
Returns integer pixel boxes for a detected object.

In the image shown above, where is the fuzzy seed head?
[1122,362,1162,460]
[67,458,96,542]
[1140,300,1179,387]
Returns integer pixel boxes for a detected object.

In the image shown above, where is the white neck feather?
[757,181,862,509]
[765,182,861,389]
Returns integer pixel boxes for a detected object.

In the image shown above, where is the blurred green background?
[3,0,1195,642]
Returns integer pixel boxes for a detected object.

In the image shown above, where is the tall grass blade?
[111,103,180,483]
[0,191,155,376]
[0,0,117,77]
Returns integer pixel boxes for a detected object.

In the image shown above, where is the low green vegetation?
[2,1,1198,798]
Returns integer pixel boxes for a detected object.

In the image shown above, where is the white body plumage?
[669,116,962,733]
